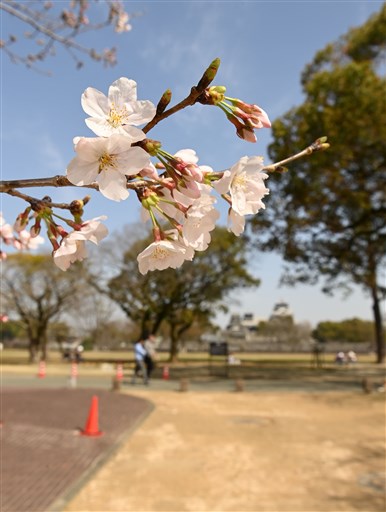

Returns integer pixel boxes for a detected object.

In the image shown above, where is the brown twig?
[142,58,221,134]
[263,137,329,173]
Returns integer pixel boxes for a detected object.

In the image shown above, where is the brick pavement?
[1,388,153,512]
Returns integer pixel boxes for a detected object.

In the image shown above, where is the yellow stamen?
[152,246,168,260]
[108,102,129,128]
[233,174,247,190]
[99,152,116,173]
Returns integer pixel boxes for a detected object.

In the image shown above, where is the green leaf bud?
[156,89,172,116]
[196,58,221,90]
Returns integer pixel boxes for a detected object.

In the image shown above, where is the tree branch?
[1,175,149,193]
[142,58,221,133]
[263,137,329,173]
[1,1,93,56]
[0,137,329,203]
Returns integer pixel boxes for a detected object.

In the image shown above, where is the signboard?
[209,342,228,356]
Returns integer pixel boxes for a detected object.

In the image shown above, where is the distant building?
[226,313,264,338]
[241,313,262,331]
[225,301,294,338]
[269,301,293,323]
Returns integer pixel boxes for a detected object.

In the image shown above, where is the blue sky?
[1,1,384,328]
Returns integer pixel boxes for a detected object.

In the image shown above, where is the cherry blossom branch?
[4,188,90,211]
[0,137,329,195]
[0,57,331,276]
[1,2,93,55]
[1,0,135,70]
[1,175,78,193]
[0,175,149,195]
[142,58,221,134]
[263,137,329,173]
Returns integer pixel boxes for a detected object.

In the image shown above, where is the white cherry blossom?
[67,135,151,201]
[183,211,219,250]
[137,237,193,275]
[154,188,186,224]
[172,186,198,207]
[53,235,88,271]
[174,149,199,164]
[81,77,156,138]
[228,209,246,236]
[214,155,269,216]
[15,230,45,251]
[0,214,14,244]
[115,11,132,33]
[53,216,108,271]
[139,162,159,181]
[183,189,220,249]
[185,230,212,252]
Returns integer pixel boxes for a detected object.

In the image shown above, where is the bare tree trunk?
[168,325,179,362]
[28,339,39,364]
[371,285,385,364]
[41,333,48,361]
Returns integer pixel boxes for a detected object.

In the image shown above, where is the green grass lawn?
[0,347,377,366]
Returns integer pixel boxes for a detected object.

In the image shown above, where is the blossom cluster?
[0,212,45,260]
[62,77,270,274]
[7,71,271,274]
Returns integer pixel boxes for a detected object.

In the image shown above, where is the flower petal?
[117,146,151,176]
[67,157,98,185]
[97,171,129,201]
[228,209,245,236]
[213,170,232,194]
[81,87,109,118]
[85,118,113,137]
[121,125,147,142]
[109,77,137,104]
[126,100,156,126]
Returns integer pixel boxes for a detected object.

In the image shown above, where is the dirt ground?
[64,389,386,512]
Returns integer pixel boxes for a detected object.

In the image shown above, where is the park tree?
[312,318,380,346]
[1,0,135,72]
[257,319,312,350]
[250,5,386,363]
[0,318,25,344]
[95,226,260,361]
[1,253,84,362]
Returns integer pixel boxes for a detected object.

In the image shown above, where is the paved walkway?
[1,365,385,512]
[1,388,153,512]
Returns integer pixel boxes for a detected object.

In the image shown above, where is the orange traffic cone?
[37,360,46,378]
[162,365,170,380]
[81,395,103,437]
[71,361,78,378]
[116,363,124,382]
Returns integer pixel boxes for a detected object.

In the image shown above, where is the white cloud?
[139,4,234,80]
[38,133,67,173]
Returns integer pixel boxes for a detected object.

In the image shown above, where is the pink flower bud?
[30,225,41,238]
[236,126,257,143]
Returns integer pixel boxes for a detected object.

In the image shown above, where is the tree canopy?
[312,318,379,346]
[250,4,386,362]
[1,253,84,361]
[96,226,260,360]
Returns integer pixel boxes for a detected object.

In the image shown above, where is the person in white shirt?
[347,350,357,364]
[131,339,148,385]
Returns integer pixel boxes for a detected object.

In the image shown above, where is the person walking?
[131,339,148,385]
[144,334,157,381]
